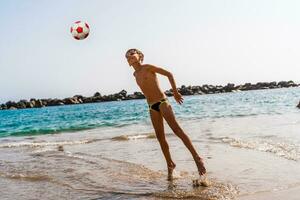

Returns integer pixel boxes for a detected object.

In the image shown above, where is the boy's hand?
[173,91,184,105]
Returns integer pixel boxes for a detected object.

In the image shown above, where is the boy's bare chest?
[134,71,155,86]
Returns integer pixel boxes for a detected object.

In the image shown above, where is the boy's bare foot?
[194,156,206,176]
[167,163,176,181]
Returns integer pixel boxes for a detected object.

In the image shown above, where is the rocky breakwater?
[0,90,145,110]
[1,81,299,110]
[164,80,299,96]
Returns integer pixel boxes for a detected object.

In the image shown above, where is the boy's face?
[126,52,140,66]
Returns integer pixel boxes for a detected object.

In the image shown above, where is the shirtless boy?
[125,48,206,180]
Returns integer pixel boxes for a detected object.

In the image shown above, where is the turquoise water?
[0,87,299,138]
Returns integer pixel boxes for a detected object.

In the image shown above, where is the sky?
[1,0,300,103]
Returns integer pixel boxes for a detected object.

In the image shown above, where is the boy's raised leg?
[160,103,206,176]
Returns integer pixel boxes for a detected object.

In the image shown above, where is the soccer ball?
[70,21,90,40]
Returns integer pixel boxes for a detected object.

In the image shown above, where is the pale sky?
[1,0,300,103]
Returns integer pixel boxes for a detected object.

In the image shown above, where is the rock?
[34,99,44,108]
[17,101,27,109]
[269,82,278,89]
[19,99,28,103]
[179,87,194,95]
[164,90,173,96]
[194,90,205,95]
[113,93,124,99]
[5,101,18,109]
[133,92,144,98]
[29,100,36,107]
[278,81,292,88]
[177,85,194,95]
[1,81,298,111]
[223,83,235,92]
[191,86,201,92]
[73,95,84,103]
[82,97,94,103]
[0,104,7,110]
[94,92,101,97]
[92,95,102,102]
[63,97,80,105]
[201,85,209,94]
[25,101,34,108]
[243,83,253,90]
[287,80,297,87]
[101,95,114,101]
[126,94,138,99]
[127,92,145,99]
[48,98,65,106]
[118,89,127,97]
[41,99,50,106]
[73,95,83,99]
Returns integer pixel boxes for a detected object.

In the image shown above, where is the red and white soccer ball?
[70,21,90,40]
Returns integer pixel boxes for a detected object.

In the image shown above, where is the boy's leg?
[149,109,176,179]
[159,103,206,176]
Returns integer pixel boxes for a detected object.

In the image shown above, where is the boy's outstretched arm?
[147,64,184,105]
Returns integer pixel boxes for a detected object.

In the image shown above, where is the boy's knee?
[172,126,183,135]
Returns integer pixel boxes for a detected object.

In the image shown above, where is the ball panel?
[78,32,86,39]
[71,30,78,37]
[82,26,90,34]
[72,23,79,30]
[76,27,83,33]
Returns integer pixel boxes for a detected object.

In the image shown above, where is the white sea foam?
[219,137,300,161]
[0,139,94,148]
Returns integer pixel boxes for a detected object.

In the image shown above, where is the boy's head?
[125,48,144,66]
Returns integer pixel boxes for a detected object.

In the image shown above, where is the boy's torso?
[134,65,166,104]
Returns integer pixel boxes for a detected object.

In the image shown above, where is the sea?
[0,87,300,200]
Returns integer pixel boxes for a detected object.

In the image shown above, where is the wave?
[111,132,156,141]
[0,138,104,148]
[0,121,125,139]
[110,132,175,141]
[210,136,300,161]
[0,131,169,149]
[0,127,96,138]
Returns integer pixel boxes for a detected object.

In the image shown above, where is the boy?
[125,48,206,180]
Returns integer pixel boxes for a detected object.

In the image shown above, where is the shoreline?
[1,80,299,110]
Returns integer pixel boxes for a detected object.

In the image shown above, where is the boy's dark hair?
[125,48,144,63]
